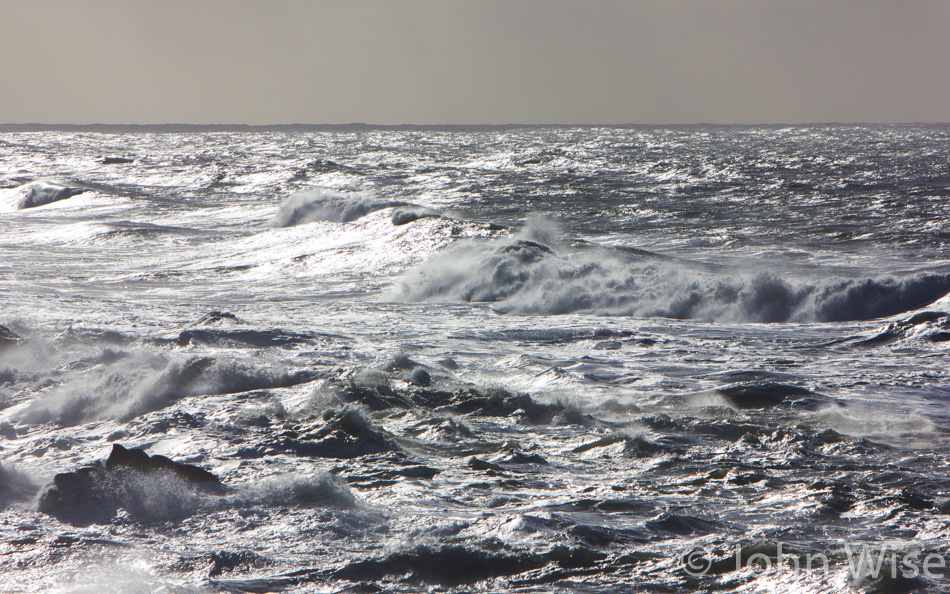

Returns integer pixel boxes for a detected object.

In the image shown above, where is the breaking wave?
[0,181,88,211]
[393,224,950,323]
[41,471,356,525]
[0,462,37,508]
[230,473,356,509]
[270,188,407,227]
[16,353,316,426]
[38,464,210,525]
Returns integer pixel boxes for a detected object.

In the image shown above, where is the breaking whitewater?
[1,125,949,593]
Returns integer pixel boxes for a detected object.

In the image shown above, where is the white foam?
[0,181,87,211]
[0,462,37,507]
[270,187,402,227]
[15,352,311,426]
[392,221,950,323]
[230,472,357,509]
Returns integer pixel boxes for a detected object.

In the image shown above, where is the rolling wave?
[0,181,88,211]
[15,354,317,426]
[394,224,950,323]
[270,188,408,227]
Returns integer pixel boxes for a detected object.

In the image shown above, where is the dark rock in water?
[337,383,414,410]
[178,310,350,347]
[106,444,219,484]
[437,357,459,370]
[572,433,666,457]
[330,541,606,587]
[306,158,357,174]
[207,550,274,577]
[284,408,402,459]
[38,444,222,521]
[97,156,134,164]
[337,462,441,487]
[177,328,317,348]
[444,389,565,424]
[37,465,104,515]
[0,325,22,350]
[409,368,431,387]
[192,310,242,326]
[497,451,548,465]
[515,157,544,166]
[469,457,505,473]
[716,382,818,410]
[384,353,419,371]
[178,311,255,347]
[331,544,546,587]
[497,240,557,260]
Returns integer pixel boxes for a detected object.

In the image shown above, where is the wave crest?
[393,226,950,323]
[270,188,406,227]
[16,353,316,426]
[1,181,88,211]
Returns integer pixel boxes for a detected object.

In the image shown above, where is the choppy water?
[1,125,949,593]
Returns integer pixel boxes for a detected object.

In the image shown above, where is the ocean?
[1,125,949,592]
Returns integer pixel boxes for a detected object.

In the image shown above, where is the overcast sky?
[3,0,949,125]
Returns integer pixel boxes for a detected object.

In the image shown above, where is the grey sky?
[3,0,948,125]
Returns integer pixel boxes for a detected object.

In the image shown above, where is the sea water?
[1,125,949,592]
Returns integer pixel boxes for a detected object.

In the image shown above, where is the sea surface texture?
[1,126,949,593]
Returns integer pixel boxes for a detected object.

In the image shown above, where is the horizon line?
[2,122,949,133]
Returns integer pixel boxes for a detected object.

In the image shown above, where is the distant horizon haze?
[2,122,950,131]
[2,0,948,126]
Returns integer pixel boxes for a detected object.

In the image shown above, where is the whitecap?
[270,187,407,227]
[0,181,88,211]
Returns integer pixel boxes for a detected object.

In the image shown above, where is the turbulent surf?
[1,125,949,593]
